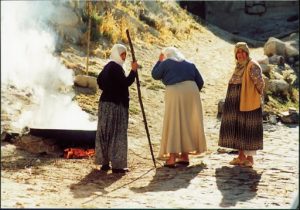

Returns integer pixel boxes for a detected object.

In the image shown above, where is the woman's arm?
[113,67,136,87]
[151,61,166,80]
[97,72,103,90]
[193,64,204,91]
[249,63,265,95]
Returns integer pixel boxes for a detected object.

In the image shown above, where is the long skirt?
[218,84,263,150]
[159,80,207,159]
[95,101,129,169]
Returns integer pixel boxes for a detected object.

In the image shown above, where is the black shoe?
[175,161,190,166]
[100,164,111,171]
[112,168,129,173]
[163,163,177,168]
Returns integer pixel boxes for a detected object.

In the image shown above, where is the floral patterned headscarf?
[229,42,251,83]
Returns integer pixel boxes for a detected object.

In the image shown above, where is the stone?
[264,37,286,57]
[262,111,269,121]
[285,43,299,58]
[269,55,285,65]
[289,107,297,114]
[16,135,61,155]
[257,55,269,65]
[260,64,271,74]
[268,79,290,97]
[280,112,299,124]
[269,114,278,124]
[74,75,98,90]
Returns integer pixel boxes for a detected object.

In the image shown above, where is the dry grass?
[99,11,120,44]
[90,1,201,47]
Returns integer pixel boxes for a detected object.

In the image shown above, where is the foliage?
[79,1,202,48]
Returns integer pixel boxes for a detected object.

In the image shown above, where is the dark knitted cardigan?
[97,61,136,108]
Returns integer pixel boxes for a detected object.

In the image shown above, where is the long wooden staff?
[85,1,91,75]
[126,29,156,168]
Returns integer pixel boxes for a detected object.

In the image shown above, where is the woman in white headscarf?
[95,44,138,173]
[152,47,207,168]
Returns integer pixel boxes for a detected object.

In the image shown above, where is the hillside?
[59,1,239,142]
[60,1,298,139]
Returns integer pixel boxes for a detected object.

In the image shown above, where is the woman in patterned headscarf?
[219,42,265,167]
[95,44,138,173]
[152,47,207,168]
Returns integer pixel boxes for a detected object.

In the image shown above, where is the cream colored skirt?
[158,80,207,159]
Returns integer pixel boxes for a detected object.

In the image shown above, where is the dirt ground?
[1,21,299,208]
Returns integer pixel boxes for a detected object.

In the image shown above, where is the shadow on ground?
[70,169,124,199]
[130,163,206,192]
[1,141,60,172]
[215,166,262,207]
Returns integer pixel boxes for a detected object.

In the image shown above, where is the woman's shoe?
[163,163,176,168]
[229,157,242,165]
[240,159,253,168]
[100,164,111,171]
[176,160,190,166]
[112,168,129,173]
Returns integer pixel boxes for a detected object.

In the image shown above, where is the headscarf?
[109,44,127,67]
[229,42,251,83]
[161,47,185,62]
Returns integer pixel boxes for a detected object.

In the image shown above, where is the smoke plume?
[1,1,96,131]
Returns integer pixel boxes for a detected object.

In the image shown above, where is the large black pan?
[29,128,96,148]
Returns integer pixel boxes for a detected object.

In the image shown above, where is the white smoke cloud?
[1,1,96,131]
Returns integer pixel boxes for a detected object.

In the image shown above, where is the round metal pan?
[29,128,96,148]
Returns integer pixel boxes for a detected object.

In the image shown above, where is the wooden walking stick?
[126,29,156,168]
[85,1,92,75]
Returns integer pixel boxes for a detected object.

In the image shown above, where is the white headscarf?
[109,44,127,67]
[161,47,185,62]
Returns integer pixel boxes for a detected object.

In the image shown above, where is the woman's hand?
[159,53,165,62]
[131,61,139,72]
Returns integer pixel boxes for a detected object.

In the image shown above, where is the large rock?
[264,37,299,60]
[268,114,278,125]
[284,33,299,57]
[285,43,299,58]
[268,79,290,97]
[257,55,269,65]
[264,37,286,57]
[268,55,285,65]
[280,111,299,124]
[260,64,271,74]
[74,75,98,90]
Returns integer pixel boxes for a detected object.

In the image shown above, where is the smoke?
[1,1,96,131]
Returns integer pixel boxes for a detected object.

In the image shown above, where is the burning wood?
[63,148,95,159]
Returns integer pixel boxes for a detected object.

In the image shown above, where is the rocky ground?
[1,119,298,208]
[1,6,299,208]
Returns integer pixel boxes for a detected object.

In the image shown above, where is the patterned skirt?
[218,84,263,150]
[95,101,129,169]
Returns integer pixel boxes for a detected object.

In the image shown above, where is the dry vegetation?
[83,1,201,50]
[69,1,209,122]
[72,1,299,119]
